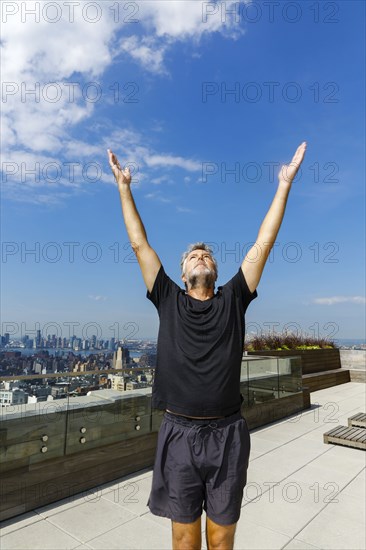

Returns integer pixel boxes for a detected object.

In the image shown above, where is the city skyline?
[1,331,365,350]
[2,1,365,340]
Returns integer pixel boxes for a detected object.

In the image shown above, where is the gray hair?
[180,242,218,278]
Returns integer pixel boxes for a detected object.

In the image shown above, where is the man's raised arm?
[107,149,161,293]
[241,142,307,294]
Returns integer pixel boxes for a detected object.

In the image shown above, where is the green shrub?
[295,345,321,350]
[245,331,337,351]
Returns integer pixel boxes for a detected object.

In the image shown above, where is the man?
[108,142,307,550]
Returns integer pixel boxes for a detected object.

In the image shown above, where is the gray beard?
[186,268,216,290]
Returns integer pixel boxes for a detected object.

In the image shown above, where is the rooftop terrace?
[1,381,365,550]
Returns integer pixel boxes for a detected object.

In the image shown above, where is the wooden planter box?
[246,348,341,375]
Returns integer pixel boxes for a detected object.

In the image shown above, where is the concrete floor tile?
[35,488,109,519]
[341,467,365,499]
[34,475,154,520]
[250,435,281,454]
[245,450,326,489]
[247,442,326,486]
[287,436,328,454]
[313,445,366,472]
[301,425,335,442]
[265,420,313,435]
[335,405,366,418]
[233,517,291,549]
[253,448,304,470]
[239,478,330,538]
[86,515,174,549]
[282,538,321,549]
[246,463,286,488]
[295,512,366,549]
[0,519,82,549]
[320,491,365,525]
[274,439,325,463]
[45,498,137,543]
[250,428,297,445]
[0,512,41,536]
[287,460,362,490]
[248,450,263,460]
[101,475,152,517]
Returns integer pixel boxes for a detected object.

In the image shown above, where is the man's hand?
[278,141,307,185]
[107,149,132,186]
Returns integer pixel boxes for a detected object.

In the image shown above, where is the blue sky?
[1,0,365,343]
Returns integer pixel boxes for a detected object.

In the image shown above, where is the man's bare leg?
[205,516,237,550]
[172,517,202,549]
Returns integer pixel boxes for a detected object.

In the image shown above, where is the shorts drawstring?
[187,422,226,456]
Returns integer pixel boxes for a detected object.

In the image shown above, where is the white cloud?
[1,147,93,195]
[145,154,201,171]
[2,1,243,154]
[1,127,204,204]
[150,175,173,184]
[177,206,195,213]
[118,35,168,75]
[1,4,117,158]
[3,190,73,207]
[2,1,245,203]
[137,1,243,40]
[117,1,244,74]
[88,295,107,301]
[313,296,366,305]
[144,192,171,203]
[2,4,115,83]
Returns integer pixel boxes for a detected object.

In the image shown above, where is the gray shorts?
[147,409,251,525]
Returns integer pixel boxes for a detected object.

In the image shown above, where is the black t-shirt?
[146,265,258,416]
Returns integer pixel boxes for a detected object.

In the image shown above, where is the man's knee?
[206,517,237,550]
[172,517,202,549]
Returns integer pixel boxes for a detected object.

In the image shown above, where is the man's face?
[182,249,217,288]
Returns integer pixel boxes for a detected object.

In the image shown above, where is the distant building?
[112,346,130,369]
[52,358,58,373]
[33,361,43,374]
[82,339,90,350]
[2,381,19,391]
[125,381,148,391]
[36,329,42,348]
[108,374,127,392]
[73,338,82,351]
[27,395,38,404]
[113,347,123,370]
[51,383,69,398]
[0,389,27,407]
[27,386,52,402]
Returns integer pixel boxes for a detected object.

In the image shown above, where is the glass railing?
[240,354,302,407]
[1,355,303,461]
[0,368,153,464]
